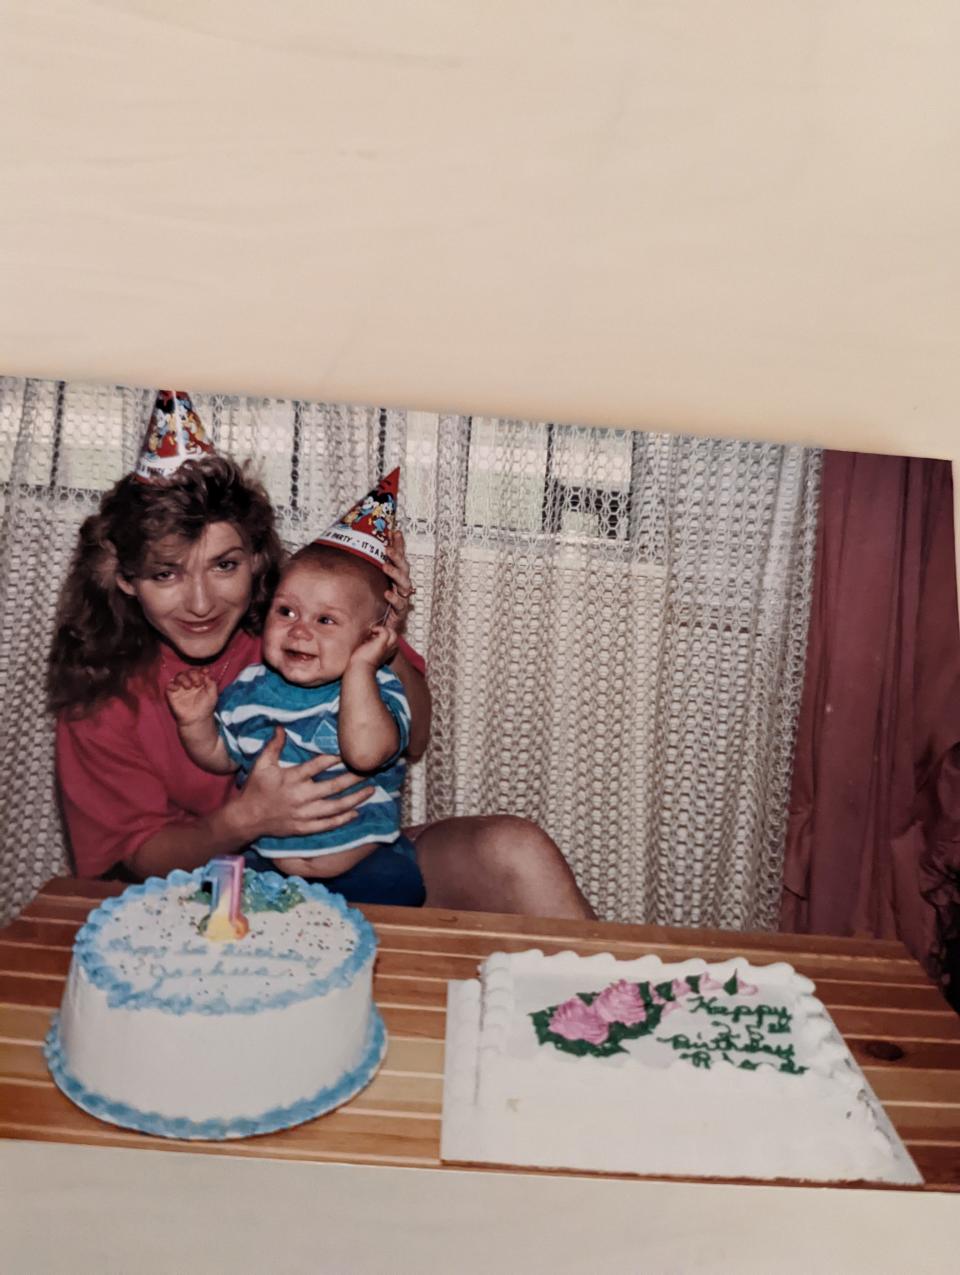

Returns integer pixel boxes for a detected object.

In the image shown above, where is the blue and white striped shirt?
[215,663,410,858]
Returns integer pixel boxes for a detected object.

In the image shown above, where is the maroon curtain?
[782,451,960,993]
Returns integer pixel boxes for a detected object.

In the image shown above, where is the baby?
[166,543,411,877]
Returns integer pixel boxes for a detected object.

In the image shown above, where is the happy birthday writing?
[103,934,323,988]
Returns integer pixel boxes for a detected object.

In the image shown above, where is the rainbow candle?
[202,856,249,942]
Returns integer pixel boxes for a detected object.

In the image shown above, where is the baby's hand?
[166,668,219,726]
[351,624,399,670]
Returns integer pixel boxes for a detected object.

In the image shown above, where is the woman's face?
[116,520,255,661]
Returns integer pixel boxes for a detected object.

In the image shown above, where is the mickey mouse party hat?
[134,390,216,481]
[312,468,400,566]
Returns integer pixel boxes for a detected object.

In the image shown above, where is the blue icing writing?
[234,945,310,963]
[142,959,276,992]
[215,964,272,978]
[175,940,311,965]
[105,937,168,958]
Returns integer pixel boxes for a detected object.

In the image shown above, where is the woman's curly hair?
[47,456,284,716]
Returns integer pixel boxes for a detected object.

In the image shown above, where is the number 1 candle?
[202,855,249,942]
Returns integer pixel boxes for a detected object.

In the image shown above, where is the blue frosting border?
[73,867,377,1017]
[44,1008,387,1140]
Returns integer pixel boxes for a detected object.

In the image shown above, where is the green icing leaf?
[242,874,304,912]
[723,973,740,995]
[187,875,305,915]
[530,1007,559,1047]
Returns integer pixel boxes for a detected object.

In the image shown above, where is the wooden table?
[2,876,959,1190]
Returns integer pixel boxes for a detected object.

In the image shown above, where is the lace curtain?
[0,377,820,928]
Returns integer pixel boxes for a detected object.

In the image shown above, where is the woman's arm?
[126,731,374,878]
[125,732,371,877]
[57,709,373,881]
[389,643,431,761]
[125,802,259,877]
[381,529,432,760]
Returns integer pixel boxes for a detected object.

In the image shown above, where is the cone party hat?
[135,390,216,481]
[311,468,399,567]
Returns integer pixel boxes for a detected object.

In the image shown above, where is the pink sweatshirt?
[57,630,424,877]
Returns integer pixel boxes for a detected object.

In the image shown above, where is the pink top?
[56,631,425,878]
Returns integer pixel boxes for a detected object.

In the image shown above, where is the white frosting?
[74,881,359,1009]
[47,870,385,1137]
[442,950,922,1185]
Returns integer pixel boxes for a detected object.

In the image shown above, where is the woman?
[49,453,592,918]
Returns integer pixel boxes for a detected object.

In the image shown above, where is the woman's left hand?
[383,528,417,631]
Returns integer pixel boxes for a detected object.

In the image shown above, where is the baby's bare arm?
[339,628,400,772]
[165,670,236,774]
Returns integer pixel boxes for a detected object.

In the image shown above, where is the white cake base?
[441,952,922,1186]
[46,1006,386,1140]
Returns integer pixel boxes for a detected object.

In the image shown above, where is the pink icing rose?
[593,980,648,1026]
[549,996,610,1044]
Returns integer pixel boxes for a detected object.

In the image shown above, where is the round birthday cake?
[44,864,386,1139]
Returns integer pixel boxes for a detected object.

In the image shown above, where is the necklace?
[158,647,236,687]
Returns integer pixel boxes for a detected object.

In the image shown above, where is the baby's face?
[263,562,381,686]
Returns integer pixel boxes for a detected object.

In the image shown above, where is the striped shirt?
[215,663,410,857]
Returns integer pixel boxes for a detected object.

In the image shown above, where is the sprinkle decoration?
[201,856,249,942]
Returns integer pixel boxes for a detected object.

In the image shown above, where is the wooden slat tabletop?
[2,876,959,1190]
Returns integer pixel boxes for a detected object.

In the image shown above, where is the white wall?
[1,3,958,467]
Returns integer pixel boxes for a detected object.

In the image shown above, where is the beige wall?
[1,3,958,512]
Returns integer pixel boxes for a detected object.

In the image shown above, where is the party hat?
[134,390,216,481]
[312,468,400,567]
